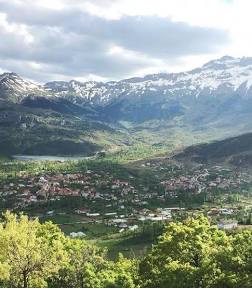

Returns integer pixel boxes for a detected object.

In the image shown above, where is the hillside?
[0,99,128,156]
[0,103,125,156]
[174,132,252,168]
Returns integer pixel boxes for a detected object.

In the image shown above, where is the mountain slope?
[174,132,252,168]
[0,72,47,103]
[0,100,129,155]
[0,73,129,156]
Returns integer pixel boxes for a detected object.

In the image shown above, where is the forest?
[0,212,252,288]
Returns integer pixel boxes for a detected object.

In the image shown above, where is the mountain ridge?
[43,55,252,106]
[3,55,252,108]
[2,55,252,155]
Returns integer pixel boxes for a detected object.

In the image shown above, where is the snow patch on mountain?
[44,56,252,105]
[0,72,46,102]
[3,56,252,106]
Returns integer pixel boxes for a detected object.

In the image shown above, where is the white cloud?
[80,0,252,64]
[1,0,249,82]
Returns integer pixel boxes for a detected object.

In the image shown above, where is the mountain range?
[1,55,252,155]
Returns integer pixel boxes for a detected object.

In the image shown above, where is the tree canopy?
[0,213,252,288]
[139,215,252,288]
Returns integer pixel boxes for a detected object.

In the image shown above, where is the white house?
[70,232,86,238]
[217,220,238,230]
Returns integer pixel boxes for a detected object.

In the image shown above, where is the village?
[1,164,250,207]
[0,160,251,236]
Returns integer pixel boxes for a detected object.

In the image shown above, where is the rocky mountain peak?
[0,72,46,103]
[201,55,252,70]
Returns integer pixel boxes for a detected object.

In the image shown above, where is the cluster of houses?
[0,170,142,209]
[68,206,241,237]
[161,166,250,197]
[0,162,251,236]
[0,164,251,211]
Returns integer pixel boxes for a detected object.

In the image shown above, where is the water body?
[12,155,93,161]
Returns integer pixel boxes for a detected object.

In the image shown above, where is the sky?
[0,0,251,83]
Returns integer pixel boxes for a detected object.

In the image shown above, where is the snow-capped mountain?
[115,55,252,100]
[44,56,252,108]
[2,56,252,155]
[0,72,46,103]
[3,55,252,125]
[44,80,111,105]
[4,55,252,107]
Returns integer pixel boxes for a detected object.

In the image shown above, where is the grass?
[95,233,154,259]
[38,211,154,259]
[39,213,118,237]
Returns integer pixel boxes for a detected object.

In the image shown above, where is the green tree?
[49,238,107,288]
[101,254,139,288]
[0,212,66,288]
[213,229,252,287]
[49,240,138,288]
[139,216,230,288]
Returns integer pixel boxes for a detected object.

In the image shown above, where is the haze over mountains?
[1,56,252,155]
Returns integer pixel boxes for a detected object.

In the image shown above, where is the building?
[70,232,86,238]
[217,220,238,230]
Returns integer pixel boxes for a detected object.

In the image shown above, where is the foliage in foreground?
[0,212,137,288]
[139,216,252,288]
[0,213,252,288]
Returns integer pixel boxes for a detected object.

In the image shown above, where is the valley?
[1,58,252,287]
[3,0,252,286]
[1,130,252,257]
[1,56,252,259]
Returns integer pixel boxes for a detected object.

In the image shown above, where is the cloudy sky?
[0,0,251,83]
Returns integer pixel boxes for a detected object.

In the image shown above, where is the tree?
[2,211,252,288]
[139,215,230,288]
[49,240,138,288]
[49,238,107,288]
[213,229,252,287]
[101,254,139,288]
[0,212,66,288]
